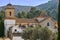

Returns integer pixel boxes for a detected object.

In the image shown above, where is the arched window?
[47,22,49,26]
[9,12,11,16]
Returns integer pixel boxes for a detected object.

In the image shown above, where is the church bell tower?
[5,4,15,18]
[4,4,16,37]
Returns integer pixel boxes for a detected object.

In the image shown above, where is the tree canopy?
[21,27,57,40]
[0,10,5,37]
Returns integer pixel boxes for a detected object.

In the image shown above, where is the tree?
[27,7,42,18]
[52,33,58,40]
[28,7,36,18]
[0,10,5,20]
[21,27,32,40]
[34,10,41,17]
[0,10,5,37]
[21,11,26,18]
[0,21,4,37]
[30,27,39,40]
[38,27,52,40]
[30,7,36,13]
[21,27,53,40]
[17,12,21,18]
[27,12,32,18]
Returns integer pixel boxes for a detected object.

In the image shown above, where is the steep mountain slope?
[0,5,31,16]
[36,0,58,10]
[36,0,59,21]
[0,0,59,21]
[13,5,31,15]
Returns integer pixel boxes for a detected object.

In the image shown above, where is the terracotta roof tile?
[16,18,37,23]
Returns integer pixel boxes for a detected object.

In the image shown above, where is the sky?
[0,0,51,6]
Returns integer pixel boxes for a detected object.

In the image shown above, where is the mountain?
[36,0,58,10]
[0,5,32,16]
[13,5,31,16]
[0,0,59,21]
[36,0,59,21]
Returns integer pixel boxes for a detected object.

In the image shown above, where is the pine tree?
[21,11,26,18]
[17,12,21,18]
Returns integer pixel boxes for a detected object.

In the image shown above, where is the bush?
[21,27,55,40]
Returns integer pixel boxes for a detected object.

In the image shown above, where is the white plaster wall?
[37,18,44,22]
[12,25,23,33]
[12,36,24,40]
[40,19,57,32]
[40,19,54,29]
[4,20,15,25]
[4,19,16,37]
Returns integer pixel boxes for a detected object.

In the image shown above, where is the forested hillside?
[36,0,58,21]
[0,0,58,21]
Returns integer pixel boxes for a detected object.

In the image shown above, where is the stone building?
[4,4,58,40]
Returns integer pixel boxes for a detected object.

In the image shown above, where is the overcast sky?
[0,0,51,6]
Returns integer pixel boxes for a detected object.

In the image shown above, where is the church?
[4,4,58,40]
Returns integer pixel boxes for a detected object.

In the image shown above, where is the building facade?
[4,4,58,39]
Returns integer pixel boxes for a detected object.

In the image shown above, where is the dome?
[5,3,14,9]
[7,3,12,6]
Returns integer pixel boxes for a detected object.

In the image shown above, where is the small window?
[9,12,11,16]
[47,22,49,26]
[15,29,17,32]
